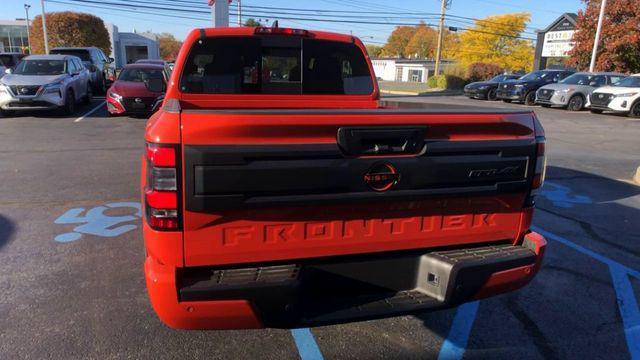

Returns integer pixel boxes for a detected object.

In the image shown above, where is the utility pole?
[24,4,31,54]
[434,0,451,76]
[589,0,607,72]
[208,0,229,28]
[40,0,49,54]
[238,0,242,26]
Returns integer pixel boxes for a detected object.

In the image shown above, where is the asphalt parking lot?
[0,95,638,359]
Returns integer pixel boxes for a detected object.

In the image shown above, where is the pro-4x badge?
[364,162,400,192]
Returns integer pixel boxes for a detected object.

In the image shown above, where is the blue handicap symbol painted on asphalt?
[54,202,142,243]
[539,181,593,208]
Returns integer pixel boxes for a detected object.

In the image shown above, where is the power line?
[48,0,537,41]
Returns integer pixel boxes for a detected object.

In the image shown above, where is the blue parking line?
[532,226,640,280]
[609,264,640,360]
[437,301,480,360]
[291,328,324,360]
[532,226,640,359]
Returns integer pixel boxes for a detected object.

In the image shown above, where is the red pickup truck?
[141,27,547,330]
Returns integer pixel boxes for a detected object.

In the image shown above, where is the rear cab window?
[179,36,374,95]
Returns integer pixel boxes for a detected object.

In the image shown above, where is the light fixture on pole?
[24,4,31,54]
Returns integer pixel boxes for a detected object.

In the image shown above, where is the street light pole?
[24,4,31,54]
[434,0,451,76]
[40,0,49,54]
[238,0,242,26]
[589,0,607,72]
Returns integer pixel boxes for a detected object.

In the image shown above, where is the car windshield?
[118,68,164,82]
[613,76,640,87]
[51,49,91,62]
[13,60,67,75]
[560,74,594,85]
[519,71,550,81]
[490,75,514,82]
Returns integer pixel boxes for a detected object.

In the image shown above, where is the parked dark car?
[464,74,521,100]
[0,53,27,72]
[50,47,115,94]
[496,69,575,105]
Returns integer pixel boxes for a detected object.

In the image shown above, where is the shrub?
[467,62,505,82]
[443,63,467,78]
[427,74,466,90]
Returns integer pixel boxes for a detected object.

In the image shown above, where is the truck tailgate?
[180,109,537,267]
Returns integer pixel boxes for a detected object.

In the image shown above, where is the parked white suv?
[586,74,640,117]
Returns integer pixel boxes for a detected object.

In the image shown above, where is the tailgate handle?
[337,127,427,156]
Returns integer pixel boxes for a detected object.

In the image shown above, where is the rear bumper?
[144,232,546,329]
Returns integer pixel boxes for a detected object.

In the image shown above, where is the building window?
[409,69,423,82]
[395,66,403,81]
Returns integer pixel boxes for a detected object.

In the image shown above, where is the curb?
[634,166,640,185]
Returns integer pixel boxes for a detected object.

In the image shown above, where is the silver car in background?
[536,72,626,111]
[0,54,92,116]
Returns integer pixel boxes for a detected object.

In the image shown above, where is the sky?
[6,0,585,44]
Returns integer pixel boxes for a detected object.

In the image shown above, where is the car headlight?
[0,84,8,94]
[614,92,637,98]
[43,85,61,94]
[109,91,123,102]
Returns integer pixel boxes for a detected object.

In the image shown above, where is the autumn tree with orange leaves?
[29,12,111,56]
[567,0,640,72]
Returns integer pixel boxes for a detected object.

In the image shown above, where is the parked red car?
[106,63,168,116]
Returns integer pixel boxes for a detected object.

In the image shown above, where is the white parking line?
[74,101,106,123]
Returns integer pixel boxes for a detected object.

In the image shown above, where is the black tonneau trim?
[181,108,534,115]
[184,139,536,212]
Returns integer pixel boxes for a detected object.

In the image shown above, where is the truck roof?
[191,26,356,44]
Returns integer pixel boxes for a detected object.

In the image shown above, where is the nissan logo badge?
[134,98,143,103]
[19,87,29,94]
[598,94,604,98]
[363,162,400,192]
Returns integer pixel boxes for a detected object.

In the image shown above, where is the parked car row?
[0,50,170,118]
[465,69,640,117]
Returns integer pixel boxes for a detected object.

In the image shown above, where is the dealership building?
[0,19,159,67]
[372,58,456,83]
[0,20,30,53]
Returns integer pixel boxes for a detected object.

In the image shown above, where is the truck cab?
[141,27,547,330]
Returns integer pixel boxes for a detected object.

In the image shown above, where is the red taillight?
[146,145,176,167]
[145,143,180,231]
[531,138,546,190]
[255,27,310,37]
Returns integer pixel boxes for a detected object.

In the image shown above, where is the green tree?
[29,12,111,55]
[365,44,383,58]
[567,0,640,72]
[244,18,263,27]
[455,13,534,72]
[158,33,182,60]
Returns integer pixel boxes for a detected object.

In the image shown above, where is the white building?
[106,23,160,68]
[372,58,456,83]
